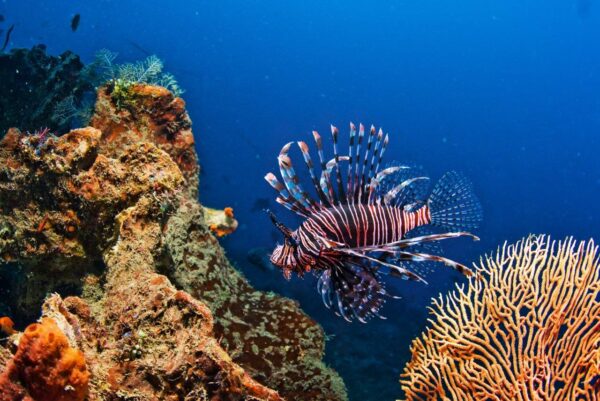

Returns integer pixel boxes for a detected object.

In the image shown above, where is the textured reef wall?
[90,83,199,197]
[0,81,347,401]
[163,201,346,400]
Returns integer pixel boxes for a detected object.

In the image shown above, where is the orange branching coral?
[400,235,600,401]
[0,317,89,401]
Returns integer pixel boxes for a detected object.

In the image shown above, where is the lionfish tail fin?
[428,171,482,231]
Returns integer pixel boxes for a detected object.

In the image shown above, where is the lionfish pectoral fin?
[398,251,475,277]
[428,171,483,231]
[355,236,477,278]
[348,232,479,254]
[388,231,480,249]
[317,257,395,323]
[335,248,427,284]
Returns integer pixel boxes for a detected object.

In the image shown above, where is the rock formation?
[0,83,347,401]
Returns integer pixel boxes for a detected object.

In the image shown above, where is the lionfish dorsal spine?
[268,123,476,217]
[277,151,312,211]
[374,131,389,182]
[330,125,347,204]
[312,130,337,205]
[367,166,405,204]
[368,128,383,182]
[358,125,375,202]
[264,172,307,217]
[297,141,330,207]
[346,122,356,201]
[266,122,402,217]
[353,123,365,202]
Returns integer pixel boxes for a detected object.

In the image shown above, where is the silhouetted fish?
[247,247,275,271]
[1,24,14,52]
[71,14,80,32]
[128,40,152,56]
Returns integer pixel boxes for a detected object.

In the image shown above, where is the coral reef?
[0,81,346,400]
[400,235,600,401]
[163,200,348,401]
[0,317,89,401]
[68,199,282,400]
[90,83,199,196]
[0,45,92,135]
[86,50,183,97]
[0,125,182,320]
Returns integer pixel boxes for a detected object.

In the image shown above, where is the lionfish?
[264,123,482,322]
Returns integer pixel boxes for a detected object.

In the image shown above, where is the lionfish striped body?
[265,123,482,322]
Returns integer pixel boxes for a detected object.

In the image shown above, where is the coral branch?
[400,235,600,401]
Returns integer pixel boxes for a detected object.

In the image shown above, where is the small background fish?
[70,13,80,32]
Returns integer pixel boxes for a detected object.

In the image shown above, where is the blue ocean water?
[2,1,599,399]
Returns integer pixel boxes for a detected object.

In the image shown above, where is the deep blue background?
[2,1,599,400]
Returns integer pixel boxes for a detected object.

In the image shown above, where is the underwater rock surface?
[90,83,199,197]
[0,83,347,401]
[0,125,182,320]
[163,201,347,401]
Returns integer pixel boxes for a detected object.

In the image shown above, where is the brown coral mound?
[400,235,600,401]
[67,200,284,401]
[0,317,89,401]
[0,83,346,401]
[164,200,347,401]
[90,83,199,196]
[0,126,183,319]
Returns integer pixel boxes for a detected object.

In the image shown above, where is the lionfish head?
[270,240,300,280]
[266,209,302,279]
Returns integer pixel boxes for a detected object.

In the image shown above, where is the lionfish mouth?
[268,255,280,268]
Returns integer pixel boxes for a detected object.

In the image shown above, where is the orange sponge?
[204,206,238,237]
[0,317,15,336]
[0,317,89,401]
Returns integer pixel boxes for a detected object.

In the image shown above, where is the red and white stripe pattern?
[298,204,431,251]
